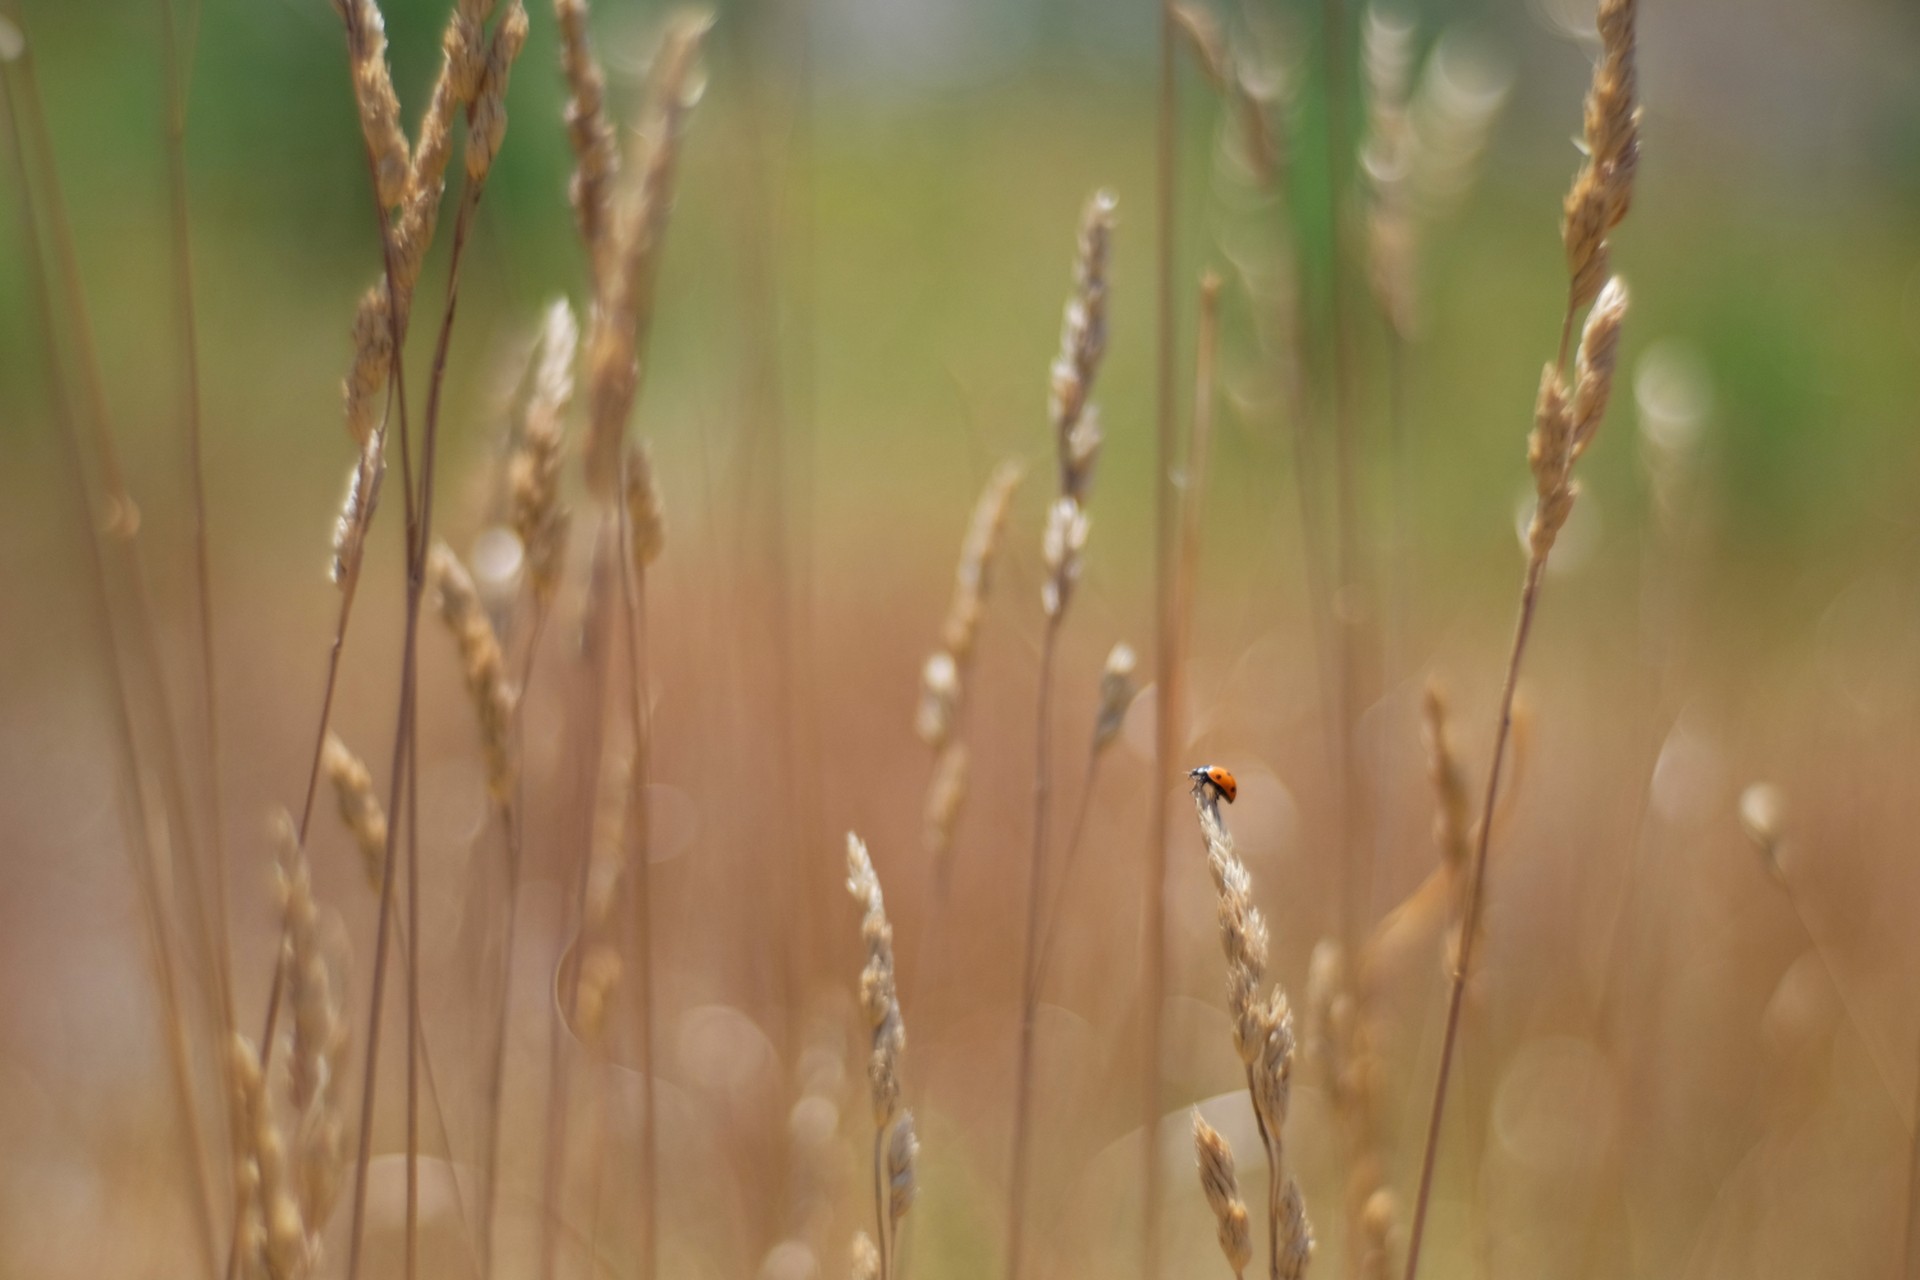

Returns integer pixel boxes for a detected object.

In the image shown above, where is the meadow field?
[2,0,1918,1278]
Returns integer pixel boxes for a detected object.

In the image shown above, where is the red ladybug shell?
[1189,764,1237,803]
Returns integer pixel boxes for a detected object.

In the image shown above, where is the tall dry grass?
[9,1,1919,1279]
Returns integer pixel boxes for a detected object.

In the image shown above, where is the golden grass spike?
[342,287,393,450]
[1192,1111,1254,1278]
[271,811,351,1246]
[509,299,580,603]
[329,436,385,587]
[426,542,518,807]
[582,12,713,500]
[229,1030,308,1279]
[940,458,1024,663]
[553,0,621,261]
[1571,277,1629,455]
[624,441,667,567]
[1049,190,1116,502]
[922,741,967,861]
[1561,0,1638,310]
[465,1,529,184]
[339,0,409,208]
[322,734,387,891]
[847,833,910,1280]
[1420,681,1472,909]
[1525,363,1576,558]
[403,0,494,236]
[847,832,904,1128]
[1190,786,1314,1280]
[886,1109,918,1226]
[1040,496,1091,621]
[1092,641,1138,753]
[1402,8,1640,1275]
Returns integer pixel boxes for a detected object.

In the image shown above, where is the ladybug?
[1188,764,1237,804]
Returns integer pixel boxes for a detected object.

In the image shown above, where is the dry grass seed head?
[1561,0,1639,308]
[1092,641,1138,752]
[1040,497,1091,620]
[625,442,667,568]
[338,0,410,208]
[1277,1177,1314,1280]
[427,541,518,805]
[916,651,960,748]
[1050,190,1116,502]
[329,436,384,587]
[886,1109,918,1225]
[1191,794,1314,1276]
[270,811,351,1240]
[403,0,494,234]
[582,11,712,500]
[1525,363,1575,558]
[1361,7,1417,335]
[1192,1111,1254,1276]
[939,458,1025,663]
[553,0,620,258]
[1420,681,1472,888]
[228,1032,307,1280]
[1304,938,1352,1101]
[1530,276,1629,558]
[465,1,530,184]
[342,286,394,449]
[1739,781,1787,880]
[849,1233,881,1280]
[846,833,904,1127]
[574,942,623,1046]
[584,744,631,930]
[1177,7,1285,186]
[922,741,968,861]
[1194,795,1271,1067]
[1253,989,1297,1135]
[1571,276,1629,454]
[1358,1188,1396,1280]
[321,733,387,891]
[509,298,580,602]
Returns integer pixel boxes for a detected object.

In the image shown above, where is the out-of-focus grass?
[3,5,1920,1279]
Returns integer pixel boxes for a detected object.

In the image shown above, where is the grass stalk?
[1146,5,1179,1274]
[1398,553,1542,1280]
[157,0,234,1060]
[1908,1049,1920,1280]
[1005,614,1062,1280]
[0,55,220,1270]
[1007,189,1112,1280]
[6,0,233,1064]
[614,476,660,1280]
[1401,6,1638,1269]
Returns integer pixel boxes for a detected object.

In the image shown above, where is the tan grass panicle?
[272,811,351,1242]
[581,12,713,500]
[553,0,619,259]
[1561,0,1639,312]
[1092,640,1139,753]
[917,460,1023,864]
[507,299,580,603]
[426,541,518,806]
[847,833,915,1280]
[1191,786,1315,1279]
[624,441,667,568]
[322,734,388,892]
[1193,1110,1255,1278]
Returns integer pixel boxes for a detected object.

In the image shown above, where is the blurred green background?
[4,0,1919,637]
